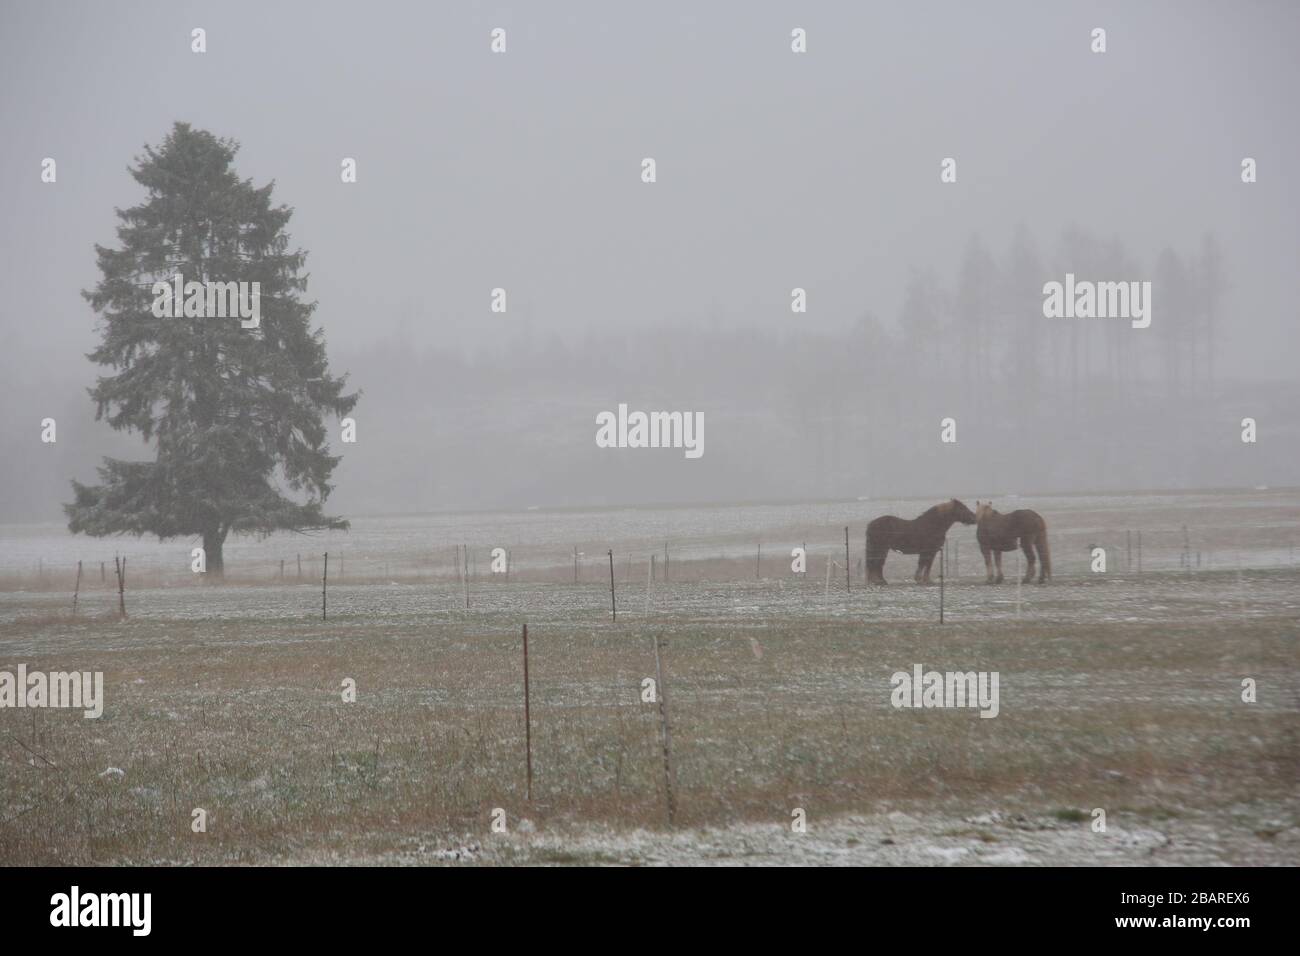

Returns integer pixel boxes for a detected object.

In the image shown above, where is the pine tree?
[66,123,358,577]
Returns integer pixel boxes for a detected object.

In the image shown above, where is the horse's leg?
[868,556,886,585]
[1020,537,1036,584]
[993,549,1004,584]
[981,545,995,584]
[917,551,936,584]
[866,531,885,584]
[1036,529,1051,584]
[914,553,925,584]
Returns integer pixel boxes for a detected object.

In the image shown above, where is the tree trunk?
[203,527,227,579]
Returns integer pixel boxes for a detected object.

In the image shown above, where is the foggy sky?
[2,1,1298,520]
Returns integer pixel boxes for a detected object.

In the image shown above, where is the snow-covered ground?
[353,803,1300,866]
[2,488,1297,588]
[1,489,1296,866]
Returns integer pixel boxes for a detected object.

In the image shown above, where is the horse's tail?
[1036,520,1051,580]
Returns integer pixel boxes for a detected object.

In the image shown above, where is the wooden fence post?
[115,556,126,618]
[653,634,677,826]
[522,623,533,801]
[645,557,653,614]
[844,527,850,592]
[608,550,616,621]
[72,561,82,616]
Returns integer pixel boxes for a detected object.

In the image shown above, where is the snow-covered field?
[3,488,1297,590]
[0,489,1297,865]
[345,803,1300,867]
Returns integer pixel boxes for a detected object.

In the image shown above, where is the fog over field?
[2,1,1299,519]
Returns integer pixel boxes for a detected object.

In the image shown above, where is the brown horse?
[866,499,976,584]
[974,501,1051,584]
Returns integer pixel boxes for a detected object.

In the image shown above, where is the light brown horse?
[866,499,976,584]
[975,501,1051,584]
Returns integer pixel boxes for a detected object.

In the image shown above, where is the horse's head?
[975,500,994,523]
[950,498,977,525]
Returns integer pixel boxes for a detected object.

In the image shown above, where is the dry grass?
[1,565,1297,865]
